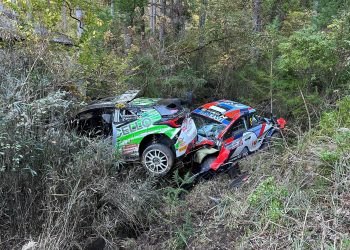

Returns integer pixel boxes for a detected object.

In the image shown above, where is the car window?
[247,113,261,128]
[223,117,247,140]
[120,109,138,122]
[191,114,226,139]
[76,108,113,137]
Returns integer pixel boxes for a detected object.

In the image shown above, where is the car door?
[246,112,273,150]
[112,108,138,146]
[243,114,261,152]
[222,117,247,159]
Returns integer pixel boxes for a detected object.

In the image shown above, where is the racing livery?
[190,100,286,175]
[74,94,285,178]
[74,90,197,176]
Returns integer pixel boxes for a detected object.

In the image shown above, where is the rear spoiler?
[114,90,140,105]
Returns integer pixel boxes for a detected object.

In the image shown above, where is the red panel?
[225,137,234,144]
[225,109,240,118]
[210,146,230,171]
[259,123,266,137]
[202,101,218,109]
[196,139,215,147]
[277,118,286,129]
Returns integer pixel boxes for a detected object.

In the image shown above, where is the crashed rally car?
[74,90,197,176]
[189,100,286,176]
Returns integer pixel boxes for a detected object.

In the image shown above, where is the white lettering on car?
[116,117,153,137]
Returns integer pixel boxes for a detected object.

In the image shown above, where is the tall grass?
[0,43,161,249]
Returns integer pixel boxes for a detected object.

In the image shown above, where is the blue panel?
[249,124,262,137]
[218,103,235,110]
[222,119,230,125]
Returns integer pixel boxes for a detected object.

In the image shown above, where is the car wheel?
[142,143,174,176]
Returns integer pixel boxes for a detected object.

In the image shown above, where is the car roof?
[79,97,183,113]
[192,100,256,125]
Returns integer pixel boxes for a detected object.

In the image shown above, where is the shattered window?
[120,109,138,122]
[191,114,226,139]
[76,108,113,136]
[223,117,247,139]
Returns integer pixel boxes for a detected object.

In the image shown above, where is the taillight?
[277,118,286,129]
[156,117,183,128]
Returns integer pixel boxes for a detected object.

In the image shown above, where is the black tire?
[195,156,217,180]
[141,143,174,176]
[200,156,216,174]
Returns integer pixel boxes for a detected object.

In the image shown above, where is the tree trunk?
[110,0,115,17]
[312,0,318,27]
[159,0,166,50]
[198,0,208,48]
[301,0,310,8]
[62,0,67,31]
[140,6,146,42]
[252,0,262,61]
[76,8,83,38]
[124,15,133,50]
[172,0,186,36]
[195,0,208,71]
[149,0,156,35]
[253,0,262,33]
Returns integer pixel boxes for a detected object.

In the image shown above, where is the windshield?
[191,113,226,139]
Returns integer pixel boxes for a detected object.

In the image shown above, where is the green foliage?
[248,177,288,222]
[130,53,205,97]
[2,0,350,248]
[164,170,193,208]
[117,0,148,14]
[278,28,336,82]
[320,150,341,165]
[319,97,350,135]
[174,212,194,249]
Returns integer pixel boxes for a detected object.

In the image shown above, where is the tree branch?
[180,36,234,55]
[64,1,84,30]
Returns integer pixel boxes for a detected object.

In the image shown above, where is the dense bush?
[0,44,161,249]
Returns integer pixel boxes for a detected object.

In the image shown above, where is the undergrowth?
[130,97,350,249]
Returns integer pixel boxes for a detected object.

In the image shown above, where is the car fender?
[194,147,219,164]
[174,116,197,157]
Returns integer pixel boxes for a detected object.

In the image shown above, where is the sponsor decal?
[115,103,126,109]
[210,105,226,114]
[116,117,153,137]
[178,145,187,152]
[195,109,227,123]
[122,144,139,154]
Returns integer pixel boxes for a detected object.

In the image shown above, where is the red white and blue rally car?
[189,100,286,176]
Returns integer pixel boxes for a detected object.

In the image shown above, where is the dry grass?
[130,124,350,249]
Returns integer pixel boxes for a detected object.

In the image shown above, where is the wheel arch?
[194,147,220,164]
[139,133,175,157]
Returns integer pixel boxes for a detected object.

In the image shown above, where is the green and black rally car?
[74,90,197,176]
